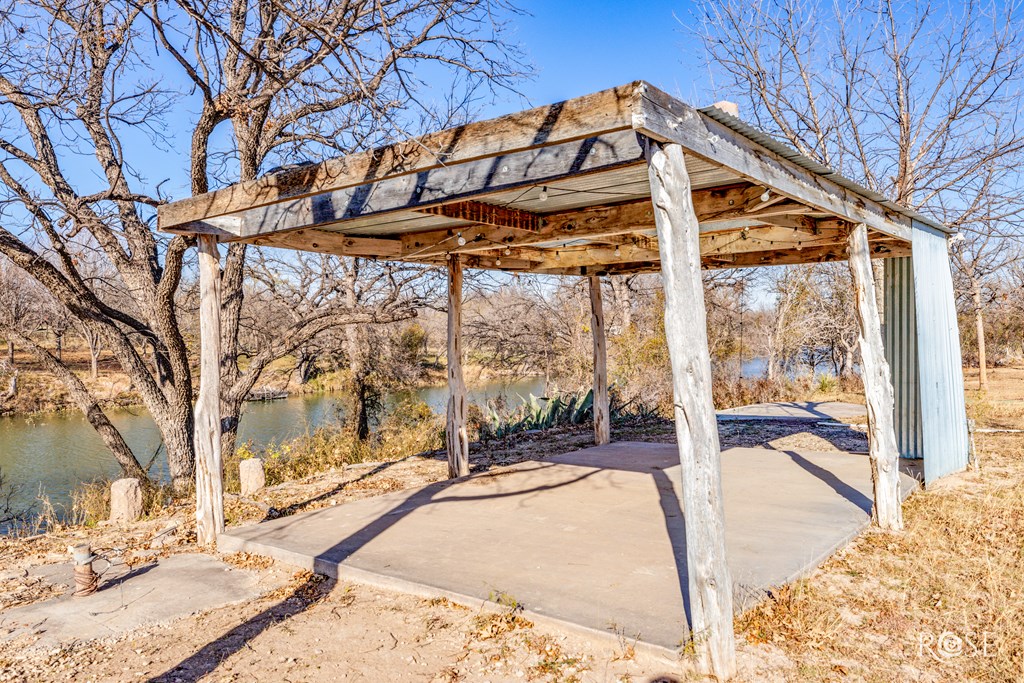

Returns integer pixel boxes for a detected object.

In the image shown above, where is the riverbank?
[1,389,1021,680]
[0,344,547,419]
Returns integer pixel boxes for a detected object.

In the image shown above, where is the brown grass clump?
[223,399,442,493]
[67,478,111,526]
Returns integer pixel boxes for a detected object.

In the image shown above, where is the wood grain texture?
[589,276,610,446]
[647,139,736,679]
[236,131,643,238]
[195,235,225,546]
[419,201,541,232]
[849,223,904,530]
[633,82,912,241]
[159,84,638,230]
[446,256,470,478]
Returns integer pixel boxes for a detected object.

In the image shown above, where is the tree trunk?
[342,262,372,441]
[971,282,988,391]
[14,332,146,480]
[6,340,12,365]
[4,370,17,401]
[296,349,317,384]
[159,406,197,492]
[848,223,903,531]
[85,332,100,380]
[646,139,736,680]
[355,380,370,441]
[609,275,632,329]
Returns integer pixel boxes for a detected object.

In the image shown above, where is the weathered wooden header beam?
[159,81,928,246]
[159,83,639,233]
[630,83,912,241]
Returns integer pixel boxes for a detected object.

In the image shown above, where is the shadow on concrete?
[783,450,872,513]
[99,562,158,592]
[651,468,692,629]
[147,573,335,683]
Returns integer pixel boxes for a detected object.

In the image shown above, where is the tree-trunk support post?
[848,223,903,530]
[195,235,225,545]
[589,275,610,445]
[446,254,469,478]
[645,138,736,679]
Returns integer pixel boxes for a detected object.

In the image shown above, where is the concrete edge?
[715,415,849,423]
[218,459,924,658]
[0,551,289,650]
[217,532,682,664]
[733,473,922,609]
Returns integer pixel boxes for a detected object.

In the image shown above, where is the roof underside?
[158,82,945,276]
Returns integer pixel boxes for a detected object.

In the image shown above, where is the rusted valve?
[70,543,98,597]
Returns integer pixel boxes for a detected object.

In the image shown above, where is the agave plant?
[486,387,600,438]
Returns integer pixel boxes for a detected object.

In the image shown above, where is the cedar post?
[446,254,469,477]
[848,223,903,529]
[195,235,225,545]
[646,139,736,679]
[589,275,610,445]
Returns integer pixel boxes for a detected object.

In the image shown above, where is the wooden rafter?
[419,201,540,232]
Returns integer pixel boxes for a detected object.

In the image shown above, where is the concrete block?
[109,478,144,523]
[239,458,266,497]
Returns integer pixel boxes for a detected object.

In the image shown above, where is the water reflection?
[0,377,547,512]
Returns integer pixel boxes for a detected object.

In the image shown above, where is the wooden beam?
[402,200,656,259]
[647,139,736,678]
[197,130,646,239]
[420,201,540,232]
[532,243,661,270]
[849,223,903,530]
[446,255,469,478]
[251,231,403,258]
[589,276,610,445]
[532,261,663,276]
[632,82,912,241]
[400,189,819,261]
[702,225,843,257]
[159,83,639,231]
[195,235,225,546]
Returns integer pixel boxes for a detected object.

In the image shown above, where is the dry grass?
[223,399,443,494]
[736,403,1024,682]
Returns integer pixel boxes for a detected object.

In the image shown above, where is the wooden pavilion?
[158,81,969,679]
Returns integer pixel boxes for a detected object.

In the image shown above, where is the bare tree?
[694,0,1024,387]
[0,0,525,488]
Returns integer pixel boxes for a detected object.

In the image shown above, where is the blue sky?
[487,0,709,116]
[106,1,714,203]
[49,2,714,204]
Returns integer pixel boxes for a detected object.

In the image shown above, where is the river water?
[0,377,547,515]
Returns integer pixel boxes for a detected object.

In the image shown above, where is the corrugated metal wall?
[884,257,923,459]
[884,226,969,483]
[911,223,970,483]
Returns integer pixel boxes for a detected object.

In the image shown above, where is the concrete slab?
[717,401,866,421]
[219,442,916,652]
[0,554,284,647]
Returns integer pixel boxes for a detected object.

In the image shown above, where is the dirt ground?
[1,371,1021,682]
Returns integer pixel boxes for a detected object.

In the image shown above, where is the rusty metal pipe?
[70,543,98,597]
